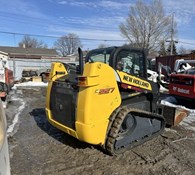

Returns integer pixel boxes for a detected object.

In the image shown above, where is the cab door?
[110,47,148,79]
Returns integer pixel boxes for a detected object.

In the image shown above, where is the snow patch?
[161,100,195,113]
[7,97,26,136]
[8,81,48,135]
[160,85,169,93]
[12,82,48,89]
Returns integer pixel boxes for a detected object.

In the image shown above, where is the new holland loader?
[45,46,188,155]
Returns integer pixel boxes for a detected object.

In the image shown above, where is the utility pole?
[170,13,174,55]
[166,13,177,55]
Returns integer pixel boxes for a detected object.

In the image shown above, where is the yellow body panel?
[45,109,78,138]
[46,62,68,109]
[75,63,121,144]
[46,62,121,145]
[49,62,68,80]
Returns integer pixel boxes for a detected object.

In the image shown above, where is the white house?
[0,46,78,80]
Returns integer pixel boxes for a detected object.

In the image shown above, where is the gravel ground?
[5,87,195,175]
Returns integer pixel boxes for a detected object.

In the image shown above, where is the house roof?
[0,46,58,59]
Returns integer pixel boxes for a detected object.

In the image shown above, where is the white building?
[0,46,78,80]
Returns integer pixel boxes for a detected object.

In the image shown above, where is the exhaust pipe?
[78,47,84,75]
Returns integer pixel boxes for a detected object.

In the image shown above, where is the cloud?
[48,24,126,49]
[57,0,97,8]
[163,0,195,25]
[0,0,47,19]
[58,1,67,5]
[57,16,124,30]
[69,1,97,8]
[56,0,132,10]
[48,25,125,40]
[53,0,131,32]
[99,0,132,10]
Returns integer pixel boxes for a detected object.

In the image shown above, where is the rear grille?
[50,81,77,130]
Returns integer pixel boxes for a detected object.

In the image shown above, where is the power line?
[0,31,127,42]
[1,30,195,47]
[177,41,195,46]
[0,31,58,39]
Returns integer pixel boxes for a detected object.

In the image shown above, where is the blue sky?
[0,0,195,51]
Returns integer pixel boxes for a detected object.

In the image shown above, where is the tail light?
[78,76,88,86]
[77,76,99,87]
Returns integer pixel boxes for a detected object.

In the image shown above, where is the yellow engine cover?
[76,62,121,144]
[46,62,121,145]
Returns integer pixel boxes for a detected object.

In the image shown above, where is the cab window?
[85,47,116,64]
[116,50,145,77]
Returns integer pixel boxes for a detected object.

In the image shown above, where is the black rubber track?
[105,106,165,155]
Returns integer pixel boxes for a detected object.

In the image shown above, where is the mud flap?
[157,104,189,126]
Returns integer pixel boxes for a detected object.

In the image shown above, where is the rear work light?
[77,76,99,87]
[78,76,88,86]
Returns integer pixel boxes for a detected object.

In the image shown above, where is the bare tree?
[18,35,47,48]
[54,33,82,56]
[167,41,177,55]
[120,0,175,52]
[98,43,110,48]
[158,40,167,56]
[178,46,187,54]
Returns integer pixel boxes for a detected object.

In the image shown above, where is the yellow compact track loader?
[45,46,188,155]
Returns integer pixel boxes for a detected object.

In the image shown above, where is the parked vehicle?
[0,99,11,175]
[46,46,188,155]
[0,57,14,103]
[21,69,38,82]
[169,60,195,103]
[36,68,51,83]
[21,68,50,83]
[158,59,195,107]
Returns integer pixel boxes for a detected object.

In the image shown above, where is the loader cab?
[85,46,147,79]
[85,46,116,64]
